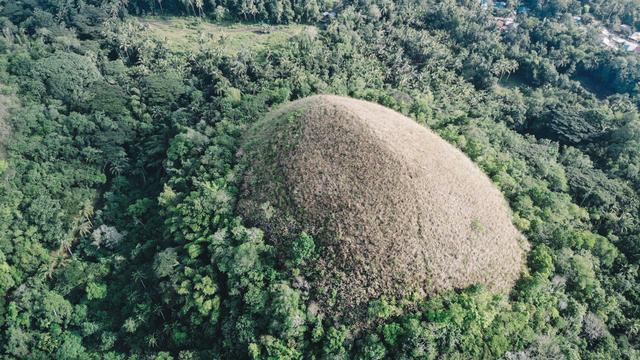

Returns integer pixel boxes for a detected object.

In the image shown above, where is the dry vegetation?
[238,95,527,322]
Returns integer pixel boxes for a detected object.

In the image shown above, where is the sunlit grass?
[139,16,316,55]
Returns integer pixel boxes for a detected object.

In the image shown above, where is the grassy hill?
[238,95,526,323]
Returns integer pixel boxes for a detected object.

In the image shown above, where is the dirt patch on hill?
[238,95,526,322]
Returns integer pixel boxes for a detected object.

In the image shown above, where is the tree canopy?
[0,0,639,358]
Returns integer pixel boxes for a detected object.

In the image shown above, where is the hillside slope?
[239,95,527,321]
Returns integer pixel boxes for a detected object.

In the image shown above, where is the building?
[601,37,616,49]
[496,16,517,31]
[612,35,626,44]
[630,32,640,42]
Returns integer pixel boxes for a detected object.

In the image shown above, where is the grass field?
[139,17,316,54]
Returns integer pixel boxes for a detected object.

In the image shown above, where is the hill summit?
[238,95,525,320]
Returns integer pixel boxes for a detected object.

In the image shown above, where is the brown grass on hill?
[238,95,526,322]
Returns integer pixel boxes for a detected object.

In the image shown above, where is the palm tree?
[147,334,158,348]
[153,304,166,320]
[58,234,74,257]
[195,0,204,17]
[492,58,519,80]
[132,269,147,290]
[44,256,70,279]
[78,202,94,236]
[181,0,195,15]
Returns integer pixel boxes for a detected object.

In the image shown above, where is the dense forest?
[1,0,640,358]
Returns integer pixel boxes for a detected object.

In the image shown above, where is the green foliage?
[154,247,179,278]
[85,282,107,301]
[529,244,554,278]
[142,71,187,107]
[34,52,102,106]
[289,232,314,265]
[368,298,399,320]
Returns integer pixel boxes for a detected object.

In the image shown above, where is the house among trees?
[599,27,640,51]
[601,36,616,49]
[496,16,517,31]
